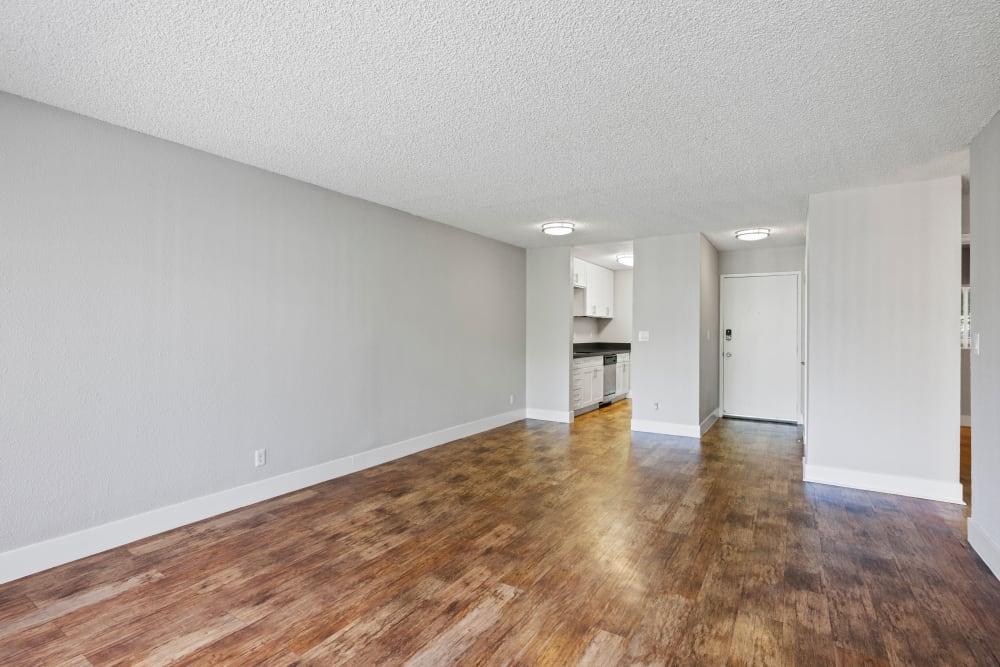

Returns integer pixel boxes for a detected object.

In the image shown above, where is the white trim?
[700,410,719,435]
[631,419,701,439]
[525,408,573,423]
[968,518,1000,580]
[803,462,964,504]
[0,409,525,585]
[961,414,972,427]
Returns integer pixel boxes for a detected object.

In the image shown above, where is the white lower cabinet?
[589,366,603,405]
[572,356,604,410]
[615,353,630,397]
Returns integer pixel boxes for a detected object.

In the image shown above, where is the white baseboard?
[961,414,972,427]
[802,462,964,504]
[700,410,719,435]
[0,409,525,585]
[968,517,1000,580]
[525,408,573,423]
[631,419,701,439]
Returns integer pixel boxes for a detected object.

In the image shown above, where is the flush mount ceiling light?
[616,254,634,267]
[541,221,575,236]
[735,228,770,241]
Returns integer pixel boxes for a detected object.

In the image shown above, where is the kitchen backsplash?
[573,316,600,342]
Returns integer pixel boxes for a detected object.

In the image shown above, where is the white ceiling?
[2,2,998,249]
[574,241,634,271]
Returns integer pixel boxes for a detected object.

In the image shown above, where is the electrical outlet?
[254,448,266,467]
[509,393,515,405]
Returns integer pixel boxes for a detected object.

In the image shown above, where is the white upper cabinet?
[571,257,615,319]
[583,262,614,318]
[572,258,588,288]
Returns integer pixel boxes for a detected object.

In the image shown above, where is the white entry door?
[721,273,800,422]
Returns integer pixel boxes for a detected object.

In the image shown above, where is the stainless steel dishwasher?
[602,354,617,404]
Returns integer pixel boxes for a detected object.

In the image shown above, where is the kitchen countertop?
[573,343,631,359]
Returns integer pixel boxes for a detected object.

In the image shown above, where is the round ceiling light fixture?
[616,254,634,267]
[541,221,575,236]
[735,228,770,241]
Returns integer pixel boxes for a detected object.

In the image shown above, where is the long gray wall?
[970,111,1000,577]
[0,92,526,554]
[805,177,961,502]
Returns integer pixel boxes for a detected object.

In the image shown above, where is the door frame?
[718,271,803,424]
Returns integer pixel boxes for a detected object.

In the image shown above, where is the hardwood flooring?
[2,401,999,665]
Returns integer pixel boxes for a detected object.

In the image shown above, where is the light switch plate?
[638,330,650,342]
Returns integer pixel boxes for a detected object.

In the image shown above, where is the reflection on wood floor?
[1,400,999,665]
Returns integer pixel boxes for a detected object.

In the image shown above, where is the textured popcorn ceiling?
[2,1,998,248]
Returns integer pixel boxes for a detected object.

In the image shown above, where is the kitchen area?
[571,245,633,415]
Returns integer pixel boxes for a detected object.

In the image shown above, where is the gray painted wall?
[699,237,720,422]
[719,245,805,275]
[526,247,573,419]
[0,93,526,552]
[806,177,960,486]
[970,111,1000,574]
[631,234,702,429]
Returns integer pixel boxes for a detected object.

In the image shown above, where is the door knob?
[725,353,732,358]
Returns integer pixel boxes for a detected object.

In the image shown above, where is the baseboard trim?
[802,462,964,504]
[968,518,1000,580]
[0,409,526,585]
[352,409,524,470]
[525,408,573,423]
[631,419,701,439]
[961,414,972,427]
[700,410,719,435]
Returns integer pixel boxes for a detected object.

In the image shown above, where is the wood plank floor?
[2,401,999,665]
